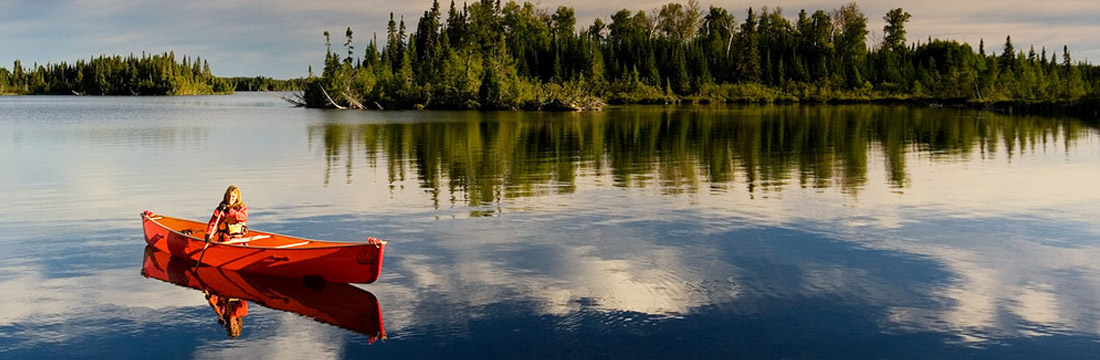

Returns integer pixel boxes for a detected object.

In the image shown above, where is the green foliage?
[882,8,911,53]
[303,1,1100,110]
[224,76,307,91]
[695,83,794,103]
[0,53,233,95]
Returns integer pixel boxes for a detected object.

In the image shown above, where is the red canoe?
[141,246,385,341]
[141,211,386,284]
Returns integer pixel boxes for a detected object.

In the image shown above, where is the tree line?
[304,0,1100,111]
[0,52,233,95]
[224,76,310,92]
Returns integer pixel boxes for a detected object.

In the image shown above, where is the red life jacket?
[209,294,249,318]
[206,205,248,241]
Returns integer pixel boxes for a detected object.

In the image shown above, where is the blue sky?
[2,0,1098,79]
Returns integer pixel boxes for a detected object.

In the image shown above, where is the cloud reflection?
[869,228,1100,343]
[191,314,347,360]
[0,264,200,349]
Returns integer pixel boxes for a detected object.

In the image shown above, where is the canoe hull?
[142,211,385,284]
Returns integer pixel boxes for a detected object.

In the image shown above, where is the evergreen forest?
[0,52,233,95]
[2,0,1098,116]
[304,0,1100,111]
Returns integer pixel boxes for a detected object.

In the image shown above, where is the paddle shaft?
[195,209,225,269]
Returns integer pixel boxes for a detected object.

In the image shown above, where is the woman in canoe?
[205,290,248,337]
[205,185,248,242]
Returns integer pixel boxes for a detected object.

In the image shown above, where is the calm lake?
[2,93,1099,359]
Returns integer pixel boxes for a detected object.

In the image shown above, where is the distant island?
[0,51,311,96]
[0,53,234,96]
[301,0,1099,114]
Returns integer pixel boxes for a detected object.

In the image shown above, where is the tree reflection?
[310,105,1091,207]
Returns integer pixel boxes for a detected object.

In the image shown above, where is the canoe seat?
[222,235,271,245]
[275,241,311,249]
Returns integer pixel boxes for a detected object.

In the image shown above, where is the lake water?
[2,93,1100,359]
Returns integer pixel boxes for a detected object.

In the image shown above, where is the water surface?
[2,93,1100,358]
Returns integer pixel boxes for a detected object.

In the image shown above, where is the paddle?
[195,208,225,269]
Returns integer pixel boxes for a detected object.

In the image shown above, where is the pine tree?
[737,7,761,83]
[1000,35,1015,71]
[345,26,355,64]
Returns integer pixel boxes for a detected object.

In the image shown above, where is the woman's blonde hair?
[222,185,243,208]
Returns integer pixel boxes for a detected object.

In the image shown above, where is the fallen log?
[318,85,346,109]
[266,90,306,107]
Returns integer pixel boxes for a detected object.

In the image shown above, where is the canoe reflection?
[141,246,385,342]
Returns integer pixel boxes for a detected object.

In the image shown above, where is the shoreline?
[4,90,1095,122]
